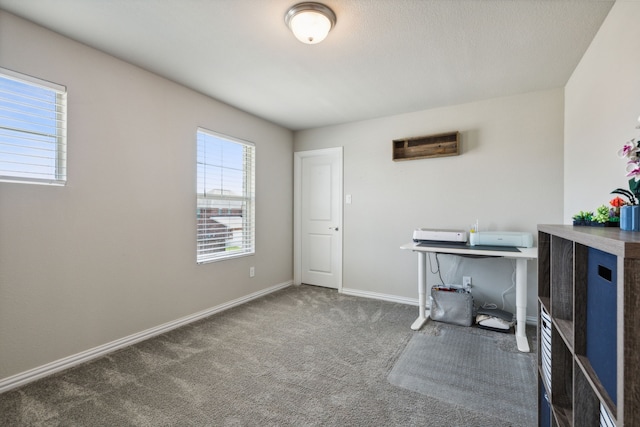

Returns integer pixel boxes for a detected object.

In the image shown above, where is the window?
[0,68,67,185]
[197,128,255,263]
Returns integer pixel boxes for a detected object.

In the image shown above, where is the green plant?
[572,211,593,222]
[592,205,611,223]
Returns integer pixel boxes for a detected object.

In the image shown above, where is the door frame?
[293,147,343,290]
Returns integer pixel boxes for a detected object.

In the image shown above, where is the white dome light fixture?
[285,2,336,44]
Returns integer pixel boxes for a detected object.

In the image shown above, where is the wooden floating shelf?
[392,131,459,161]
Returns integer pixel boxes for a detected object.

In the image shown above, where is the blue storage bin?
[586,247,617,404]
[539,379,551,427]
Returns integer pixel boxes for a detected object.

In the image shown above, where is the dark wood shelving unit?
[537,225,640,426]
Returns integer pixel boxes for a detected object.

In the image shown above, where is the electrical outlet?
[249,266,255,277]
[463,276,472,287]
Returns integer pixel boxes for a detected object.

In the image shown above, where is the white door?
[294,147,343,289]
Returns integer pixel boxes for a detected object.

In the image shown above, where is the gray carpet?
[0,285,536,426]
[388,324,536,426]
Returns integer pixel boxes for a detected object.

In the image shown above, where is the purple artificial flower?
[626,160,640,181]
[618,138,639,159]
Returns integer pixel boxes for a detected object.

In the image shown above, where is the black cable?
[428,253,445,285]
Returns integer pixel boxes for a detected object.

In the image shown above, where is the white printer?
[469,231,533,248]
[412,228,468,243]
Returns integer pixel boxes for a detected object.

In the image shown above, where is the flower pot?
[621,206,633,230]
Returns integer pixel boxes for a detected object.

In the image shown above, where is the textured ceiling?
[0,0,615,130]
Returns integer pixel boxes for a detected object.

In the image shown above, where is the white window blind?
[197,128,255,263]
[0,68,67,185]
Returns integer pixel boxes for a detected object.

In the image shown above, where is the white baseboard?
[340,287,418,306]
[340,287,538,326]
[0,281,292,394]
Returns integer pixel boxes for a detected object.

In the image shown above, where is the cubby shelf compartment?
[575,355,617,421]
[550,236,573,323]
[574,362,602,427]
[392,131,459,161]
[551,326,573,426]
[537,225,640,427]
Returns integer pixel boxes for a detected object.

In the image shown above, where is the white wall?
[564,1,640,222]
[0,12,293,380]
[294,89,565,319]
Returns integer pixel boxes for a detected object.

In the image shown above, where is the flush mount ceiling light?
[285,2,336,44]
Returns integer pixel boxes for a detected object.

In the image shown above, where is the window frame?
[196,128,256,264]
[0,67,67,186]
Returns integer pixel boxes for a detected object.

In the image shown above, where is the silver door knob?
[329,226,339,231]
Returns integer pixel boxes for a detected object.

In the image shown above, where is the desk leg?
[411,251,430,330]
[515,258,530,352]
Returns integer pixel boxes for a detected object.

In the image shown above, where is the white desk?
[400,242,538,352]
